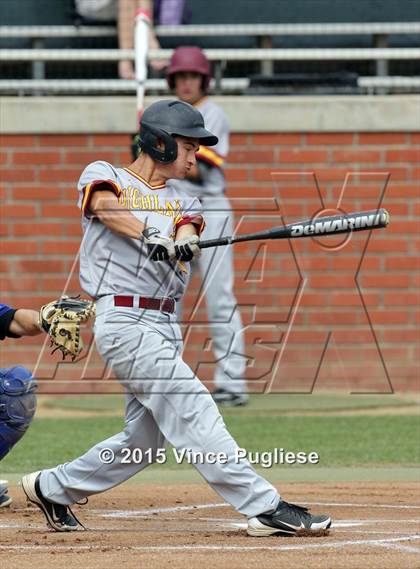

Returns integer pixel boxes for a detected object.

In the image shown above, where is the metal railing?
[2,47,419,61]
[1,21,419,37]
[0,25,116,38]
[0,76,418,95]
[1,22,419,94]
[0,77,248,93]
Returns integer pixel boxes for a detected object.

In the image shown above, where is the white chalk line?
[92,502,229,518]
[196,517,419,526]
[305,501,420,510]
[92,500,420,519]
[335,530,417,535]
[0,522,29,529]
[17,500,420,521]
[196,519,420,528]
[0,535,419,553]
[0,521,49,530]
[333,519,420,527]
[374,542,420,553]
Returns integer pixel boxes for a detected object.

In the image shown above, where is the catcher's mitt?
[39,296,96,360]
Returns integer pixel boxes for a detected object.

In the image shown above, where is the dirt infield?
[1,481,419,569]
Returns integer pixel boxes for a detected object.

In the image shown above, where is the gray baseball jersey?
[77,160,204,301]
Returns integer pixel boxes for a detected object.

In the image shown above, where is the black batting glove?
[142,227,176,262]
[174,235,201,262]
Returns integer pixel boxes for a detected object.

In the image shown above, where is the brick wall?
[0,132,418,393]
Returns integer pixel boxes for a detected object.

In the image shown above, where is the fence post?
[374,33,389,94]
[259,35,274,75]
[31,37,45,80]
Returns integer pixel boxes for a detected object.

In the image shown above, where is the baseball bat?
[198,209,390,249]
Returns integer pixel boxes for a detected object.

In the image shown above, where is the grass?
[40,393,417,414]
[2,412,419,477]
[2,394,418,483]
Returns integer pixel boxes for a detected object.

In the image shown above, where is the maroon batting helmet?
[166,46,211,91]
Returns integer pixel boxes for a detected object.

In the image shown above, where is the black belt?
[114,295,175,314]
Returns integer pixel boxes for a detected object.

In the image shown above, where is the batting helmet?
[166,46,211,91]
[138,99,218,163]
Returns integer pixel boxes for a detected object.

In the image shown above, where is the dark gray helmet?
[138,99,218,163]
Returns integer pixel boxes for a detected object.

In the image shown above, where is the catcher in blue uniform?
[0,298,95,506]
[0,303,40,507]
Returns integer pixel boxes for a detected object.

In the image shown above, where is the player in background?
[0,304,39,507]
[167,46,248,407]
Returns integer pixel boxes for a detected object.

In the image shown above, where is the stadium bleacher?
[0,0,419,95]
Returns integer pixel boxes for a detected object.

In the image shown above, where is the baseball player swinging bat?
[198,208,390,249]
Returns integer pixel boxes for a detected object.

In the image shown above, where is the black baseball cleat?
[212,388,249,407]
[247,500,332,537]
[21,471,84,532]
